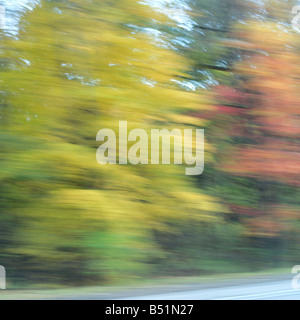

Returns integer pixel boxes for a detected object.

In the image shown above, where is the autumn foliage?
[1,0,300,287]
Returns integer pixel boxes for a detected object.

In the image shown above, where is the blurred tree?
[209,0,300,267]
[1,0,299,286]
[0,0,223,285]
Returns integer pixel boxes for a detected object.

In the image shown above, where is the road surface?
[16,274,295,300]
[115,279,300,300]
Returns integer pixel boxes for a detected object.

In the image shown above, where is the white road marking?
[215,289,300,300]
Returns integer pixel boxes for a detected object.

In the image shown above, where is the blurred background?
[1,0,300,290]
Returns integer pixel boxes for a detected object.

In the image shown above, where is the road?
[16,274,295,300]
[116,279,300,300]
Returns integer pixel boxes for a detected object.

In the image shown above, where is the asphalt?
[52,273,300,300]
[117,279,300,300]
